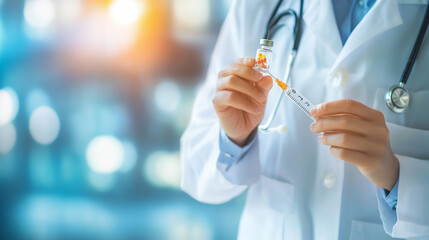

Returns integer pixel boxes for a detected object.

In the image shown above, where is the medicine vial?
[255,39,274,72]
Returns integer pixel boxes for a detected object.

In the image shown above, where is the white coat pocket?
[386,122,429,160]
[349,220,399,240]
[248,174,295,213]
[238,174,296,240]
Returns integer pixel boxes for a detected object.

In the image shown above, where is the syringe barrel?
[284,87,315,121]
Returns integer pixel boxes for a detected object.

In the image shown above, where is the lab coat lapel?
[303,0,342,57]
[330,0,404,72]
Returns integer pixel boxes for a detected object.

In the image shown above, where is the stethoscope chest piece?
[383,0,429,113]
[385,84,410,113]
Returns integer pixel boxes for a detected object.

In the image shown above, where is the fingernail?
[310,122,316,130]
[311,105,319,115]
[318,133,324,141]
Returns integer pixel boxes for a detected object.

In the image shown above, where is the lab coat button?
[330,69,348,88]
[323,173,336,188]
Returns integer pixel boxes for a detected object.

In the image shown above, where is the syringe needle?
[266,71,288,91]
[266,71,277,80]
[266,71,315,121]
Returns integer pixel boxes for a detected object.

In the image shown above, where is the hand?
[310,99,399,191]
[212,57,273,146]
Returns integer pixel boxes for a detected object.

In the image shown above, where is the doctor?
[181,0,429,239]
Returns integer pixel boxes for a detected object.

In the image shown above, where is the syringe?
[267,72,316,121]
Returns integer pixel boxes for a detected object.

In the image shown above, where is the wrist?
[228,128,257,147]
[386,156,399,191]
[382,154,399,191]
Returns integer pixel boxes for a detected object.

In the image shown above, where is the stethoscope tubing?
[259,0,303,133]
[259,51,296,132]
[386,2,429,113]
[260,0,429,128]
[399,2,429,86]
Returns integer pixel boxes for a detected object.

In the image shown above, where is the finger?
[310,115,378,136]
[311,99,384,122]
[329,146,372,168]
[235,57,256,67]
[217,75,266,102]
[256,76,274,94]
[212,90,262,114]
[219,64,263,82]
[318,132,380,153]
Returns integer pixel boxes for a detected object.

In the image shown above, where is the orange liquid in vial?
[256,53,268,69]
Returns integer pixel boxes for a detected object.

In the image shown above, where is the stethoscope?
[259,0,304,133]
[386,2,429,113]
[259,0,429,133]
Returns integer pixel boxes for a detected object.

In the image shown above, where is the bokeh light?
[119,140,138,173]
[154,81,182,114]
[1,1,242,239]
[0,123,17,154]
[88,172,116,192]
[109,0,144,25]
[29,106,60,145]
[0,89,16,126]
[168,219,213,240]
[172,0,210,30]
[24,0,56,29]
[77,11,138,57]
[144,151,181,189]
[16,196,116,239]
[86,136,124,174]
[55,0,82,24]
[4,88,20,122]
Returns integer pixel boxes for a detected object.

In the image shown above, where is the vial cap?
[260,39,274,47]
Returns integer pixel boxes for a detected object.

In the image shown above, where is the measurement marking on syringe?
[286,90,313,117]
[271,73,315,121]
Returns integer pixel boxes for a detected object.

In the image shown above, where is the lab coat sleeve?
[218,129,257,167]
[217,129,261,185]
[383,180,399,210]
[376,179,398,235]
[387,155,429,238]
[180,0,264,204]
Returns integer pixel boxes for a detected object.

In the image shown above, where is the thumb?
[257,76,274,94]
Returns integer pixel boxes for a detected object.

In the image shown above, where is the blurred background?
[0,0,246,239]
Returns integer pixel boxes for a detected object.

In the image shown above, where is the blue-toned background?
[0,0,245,239]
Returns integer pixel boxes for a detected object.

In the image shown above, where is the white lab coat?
[181,0,429,239]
